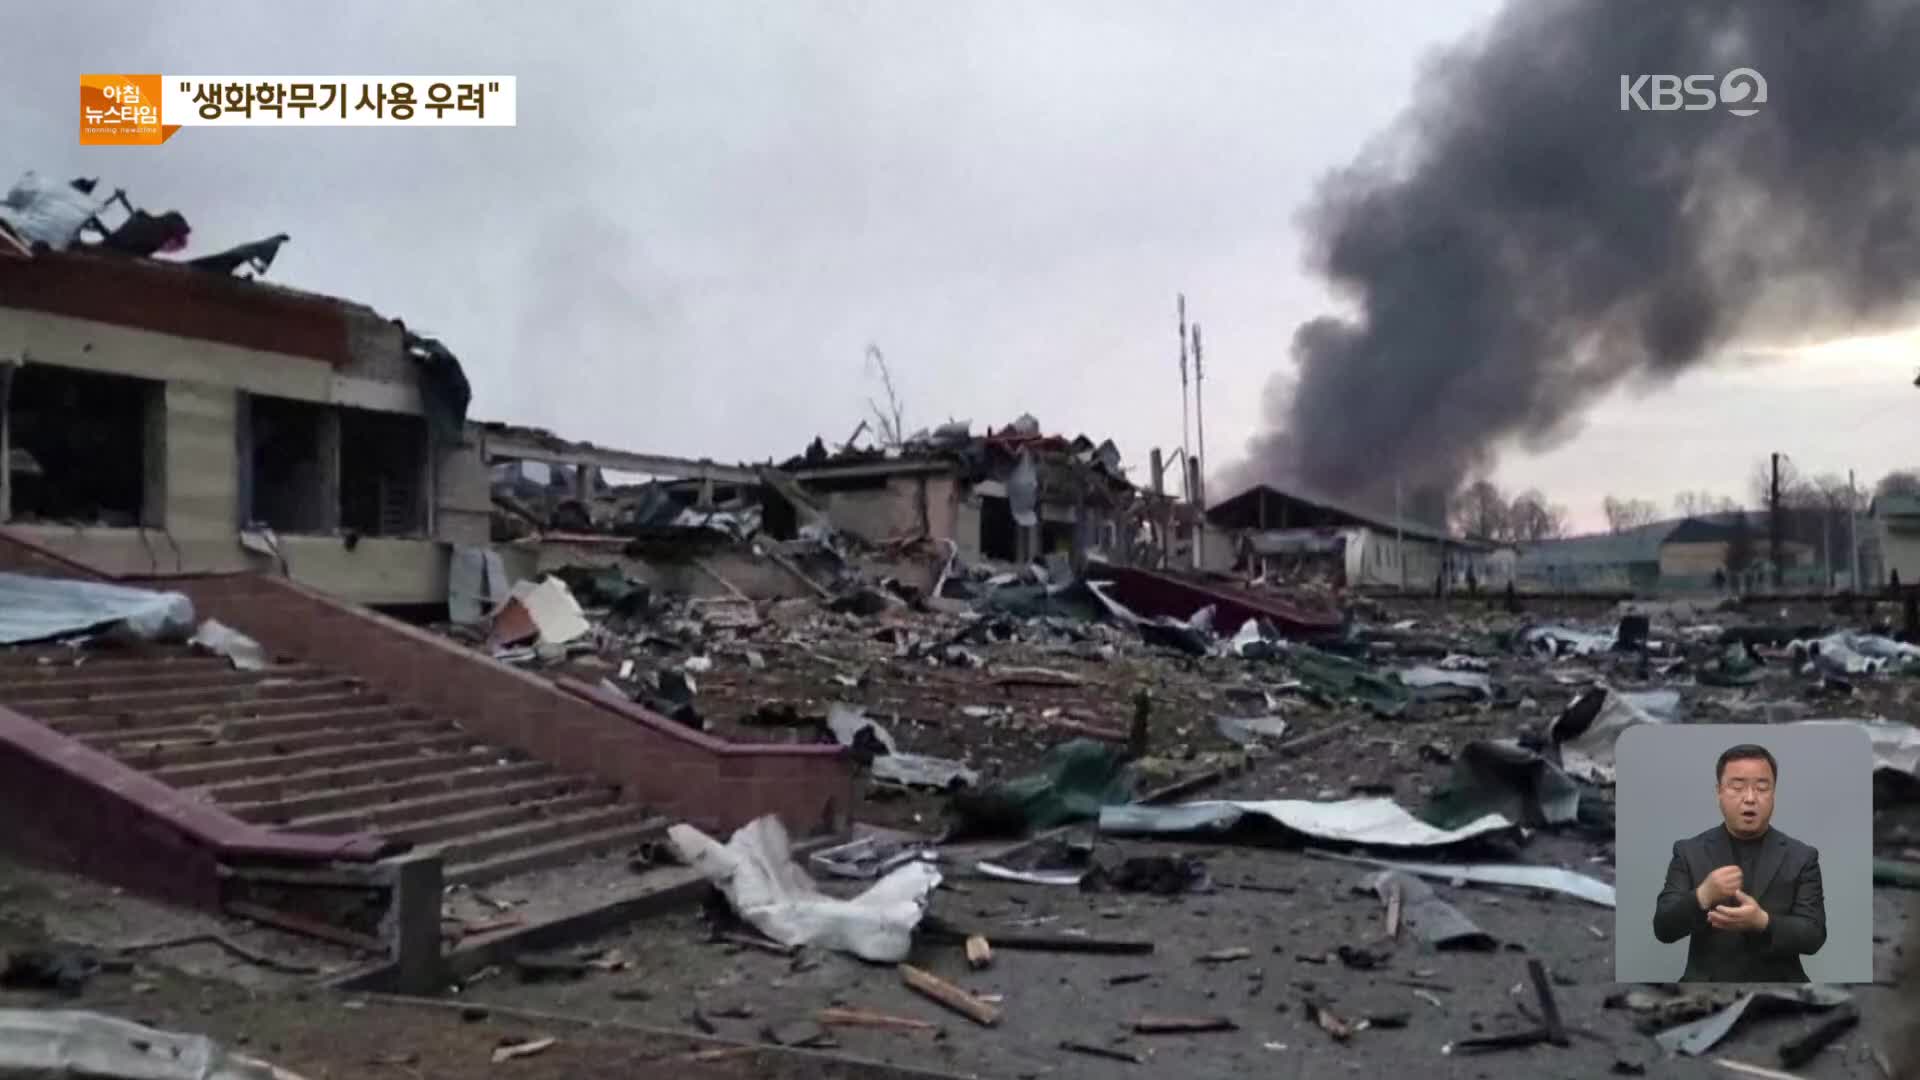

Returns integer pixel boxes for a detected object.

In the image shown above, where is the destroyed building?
[778,415,1139,566]
[1205,482,1512,592]
[0,176,486,606]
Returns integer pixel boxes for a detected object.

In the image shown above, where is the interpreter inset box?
[1613,722,1872,984]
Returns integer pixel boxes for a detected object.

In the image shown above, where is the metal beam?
[479,430,760,485]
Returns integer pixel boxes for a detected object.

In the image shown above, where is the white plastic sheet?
[1098,797,1512,849]
[668,815,941,963]
[0,573,195,645]
[188,620,267,671]
[0,173,107,251]
[1398,666,1493,700]
[0,1008,300,1079]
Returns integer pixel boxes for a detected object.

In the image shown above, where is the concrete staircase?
[0,644,666,888]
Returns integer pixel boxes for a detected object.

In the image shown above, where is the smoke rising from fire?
[1223,0,1920,524]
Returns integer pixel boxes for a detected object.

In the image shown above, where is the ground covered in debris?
[456,570,1920,1077]
[0,858,953,1079]
[457,766,1914,1079]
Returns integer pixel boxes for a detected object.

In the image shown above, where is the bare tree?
[1509,489,1568,541]
[1876,470,1920,499]
[863,344,906,449]
[1602,496,1660,534]
[1449,480,1512,541]
[1673,490,1741,518]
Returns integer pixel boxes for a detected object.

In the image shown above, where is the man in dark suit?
[1652,743,1826,982]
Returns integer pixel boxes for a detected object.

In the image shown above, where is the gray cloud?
[5,1,1503,476]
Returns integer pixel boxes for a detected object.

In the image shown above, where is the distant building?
[1204,483,1501,591]
[1872,494,1920,586]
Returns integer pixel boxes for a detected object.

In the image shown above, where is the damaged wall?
[810,472,960,546]
[495,541,823,603]
[0,306,484,605]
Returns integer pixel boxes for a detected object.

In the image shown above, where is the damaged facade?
[0,173,486,605]
[778,416,1138,566]
[1205,482,1514,593]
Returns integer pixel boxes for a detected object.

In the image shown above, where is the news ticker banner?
[81,75,518,144]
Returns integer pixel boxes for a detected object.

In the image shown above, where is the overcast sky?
[10,2,1917,534]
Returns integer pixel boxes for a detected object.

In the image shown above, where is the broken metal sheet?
[1324,851,1615,907]
[809,835,937,881]
[1425,739,1581,828]
[0,1008,299,1079]
[1358,870,1495,949]
[448,545,511,625]
[1098,797,1512,850]
[1398,666,1493,701]
[188,620,266,672]
[828,703,897,753]
[873,753,980,791]
[1548,686,1671,785]
[973,861,1087,886]
[0,173,108,251]
[0,573,195,645]
[489,576,590,648]
[1214,714,1290,746]
[1652,986,1853,1056]
[1520,624,1615,658]
[668,815,941,963]
[828,704,978,790]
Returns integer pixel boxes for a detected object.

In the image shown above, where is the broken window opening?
[5,364,156,526]
[979,495,1016,561]
[340,407,428,537]
[244,394,335,534]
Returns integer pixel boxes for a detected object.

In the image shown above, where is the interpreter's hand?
[1705,890,1771,933]
[1695,865,1743,909]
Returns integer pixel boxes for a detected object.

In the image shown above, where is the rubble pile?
[423,520,1920,1075]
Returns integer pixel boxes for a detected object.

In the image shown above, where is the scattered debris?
[1354,871,1495,950]
[490,1036,556,1064]
[0,1008,307,1079]
[899,963,1001,1027]
[1060,1039,1143,1063]
[188,619,268,671]
[1098,796,1512,849]
[965,935,993,970]
[1777,1005,1859,1069]
[815,1007,938,1031]
[668,815,940,963]
[1133,1015,1238,1034]
[1653,987,1854,1057]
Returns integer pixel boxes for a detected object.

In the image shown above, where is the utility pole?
[1191,322,1207,512]
[1770,451,1784,590]
[1177,295,1191,504]
[1395,476,1407,593]
[1849,468,1861,591]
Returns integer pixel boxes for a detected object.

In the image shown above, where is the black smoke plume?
[1225,0,1920,524]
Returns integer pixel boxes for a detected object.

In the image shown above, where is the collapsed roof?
[0,170,290,279]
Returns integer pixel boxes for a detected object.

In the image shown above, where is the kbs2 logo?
[1619,68,1767,116]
